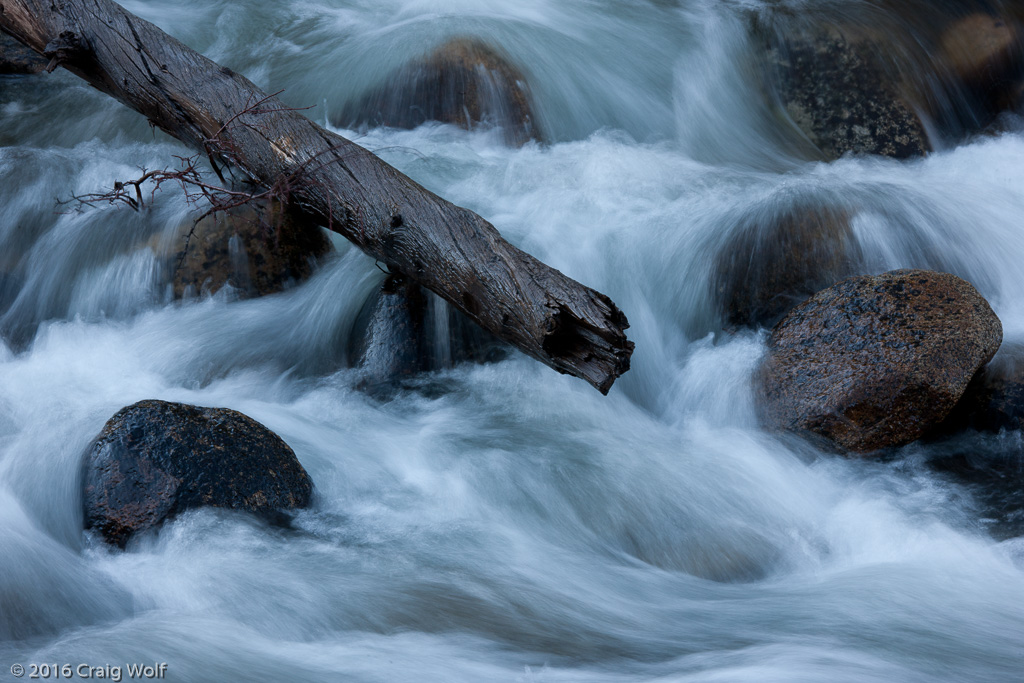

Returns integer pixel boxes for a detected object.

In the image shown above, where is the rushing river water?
[2,0,1024,681]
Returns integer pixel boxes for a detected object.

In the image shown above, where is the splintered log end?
[542,299,634,395]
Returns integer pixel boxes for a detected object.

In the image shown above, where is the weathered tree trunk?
[0,0,633,393]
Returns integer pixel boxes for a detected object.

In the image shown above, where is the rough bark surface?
[0,0,632,393]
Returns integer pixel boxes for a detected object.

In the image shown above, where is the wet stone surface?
[82,400,313,547]
[758,269,1002,453]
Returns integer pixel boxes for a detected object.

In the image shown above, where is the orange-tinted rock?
[758,270,1002,453]
[715,203,861,329]
[82,400,313,547]
[939,13,1022,87]
[336,38,539,146]
[162,200,332,299]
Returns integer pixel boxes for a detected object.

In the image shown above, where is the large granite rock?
[715,203,861,329]
[765,26,930,160]
[936,12,1024,123]
[758,269,1002,453]
[82,400,313,547]
[335,38,540,146]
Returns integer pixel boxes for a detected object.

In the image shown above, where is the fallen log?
[0,0,633,393]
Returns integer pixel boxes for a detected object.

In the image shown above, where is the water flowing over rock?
[335,38,540,146]
[158,200,332,299]
[714,202,861,329]
[82,400,313,547]
[758,269,1002,453]
[349,276,508,393]
[764,25,930,160]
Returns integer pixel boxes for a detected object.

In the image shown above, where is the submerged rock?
[0,34,46,75]
[82,400,313,547]
[160,200,332,300]
[336,38,540,146]
[764,26,930,160]
[349,275,430,391]
[348,276,507,395]
[714,202,861,329]
[758,269,1002,453]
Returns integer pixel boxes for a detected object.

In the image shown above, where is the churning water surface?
[2,0,1024,681]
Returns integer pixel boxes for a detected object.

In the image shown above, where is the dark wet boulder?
[758,269,1002,453]
[336,38,540,146]
[714,202,861,329]
[159,200,332,300]
[82,400,313,547]
[764,26,930,160]
[0,33,46,75]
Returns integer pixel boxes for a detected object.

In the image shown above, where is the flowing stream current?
[2,0,1024,680]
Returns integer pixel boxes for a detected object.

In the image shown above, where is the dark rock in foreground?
[159,200,332,300]
[715,202,861,329]
[82,400,313,546]
[765,26,930,160]
[0,33,46,75]
[349,275,508,396]
[336,38,540,146]
[758,269,1002,453]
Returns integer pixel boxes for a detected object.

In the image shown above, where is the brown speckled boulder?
[714,203,861,329]
[765,26,930,160]
[82,400,313,547]
[758,270,1002,453]
[335,38,540,147]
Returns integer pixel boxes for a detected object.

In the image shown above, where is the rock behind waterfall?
[764,25,930,160]
[758,270,1002,453]
[82,400,313,546]
[157,200,332,300]
[335,38,540,146]
[714,202,861,329]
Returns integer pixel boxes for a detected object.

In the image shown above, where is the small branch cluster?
[60,89,428,265]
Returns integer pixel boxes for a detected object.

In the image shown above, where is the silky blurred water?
[1,0,1024,681]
